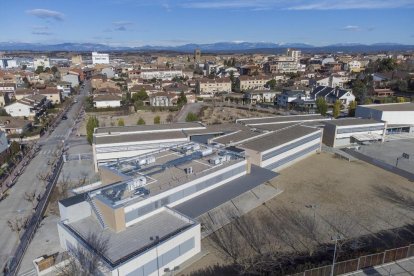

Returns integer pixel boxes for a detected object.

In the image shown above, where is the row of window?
[336,125,384,134]
[262,132,321,161]
[125,238,195,276]
[125,164,245,223]
[264,143,320,171]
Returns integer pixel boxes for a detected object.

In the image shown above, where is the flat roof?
[183,123,246,136]
[66,209,194,267]
[98,147,245,207]
[239,125,320,152]
[94,131,187,145]
[174,165,277,218]
[237,114,329,126]
[359,103,414,112]
[324,118,384,127]
[95,122,205,135]
[59,193,87,207]
[212,129,264,145]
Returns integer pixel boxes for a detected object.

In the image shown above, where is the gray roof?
[324,118,384,127]
[66,209,194,267]
[59,194,87,207]
[95,122,205,134]
[183,123,246,136]
[237,114,329,126]
[174,165,277,218]
[212,129,264,145]
[240,125,320,152]
[94,131,187,145]
[359,103,414,112]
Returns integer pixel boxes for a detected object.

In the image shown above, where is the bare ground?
[180,152,414,275]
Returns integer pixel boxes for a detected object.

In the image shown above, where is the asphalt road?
[0,81,90,271]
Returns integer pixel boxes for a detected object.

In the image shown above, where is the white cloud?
[27,9,64,21]
[342,25,361,31]
[180,0,414,10]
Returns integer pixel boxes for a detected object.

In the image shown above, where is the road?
[0,81,90,272]
[175,102,203,122]
[347,257,414,275]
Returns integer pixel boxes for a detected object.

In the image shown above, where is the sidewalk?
[346,257,414,276]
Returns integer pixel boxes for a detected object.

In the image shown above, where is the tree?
[266,79,277,90]
[333,100,341,118]
[177,91,187,107]
[7,217,28,242]
[154,115,161,124]
[56,231,109,276]
[21,64,27,70]
[348,101,357,117]
[24,191,37,209]
[131,89,148,102]
[137,117,146,125]
[51,66,58,74]
[315,97,328,116]
[35,66,44,74]
[86,116,99,145]
[117,118,125,126]
[185,112,199,122]
[396,97,406,103]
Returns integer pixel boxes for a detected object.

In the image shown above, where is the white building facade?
[92,52,110,64]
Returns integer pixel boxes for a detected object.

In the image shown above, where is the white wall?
[94,100,121,108]
[58,201,92,223]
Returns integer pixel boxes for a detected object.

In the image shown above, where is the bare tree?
[24,191,37,209]
[7,216,28,242]
[56,231,110,276]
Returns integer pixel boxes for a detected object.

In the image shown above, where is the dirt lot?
[78,110,177,135]
[201,106,275,125]
[181,153,414,275]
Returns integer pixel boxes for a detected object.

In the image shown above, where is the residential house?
[93,94,122,108]
[4,94,47,119]
[62,72,80,87]
[316,75,346,88]
[264,57,298,74]
[372,88,395,98]
[348,60,362,73]
[311,86,355,107]
[102,67,115,79]
[38,87,62,104]
[244,90,280,105]
[129,84,159,95]
[164,83,191,94]
[150,92,176,107]
[196,78,232,96]
[0,116,32,134]
[140,69,183,81]
[57,82,72,98]
[237,76,272,91]
[276,88,311,108]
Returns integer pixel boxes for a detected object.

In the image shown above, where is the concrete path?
[346,257,414,275]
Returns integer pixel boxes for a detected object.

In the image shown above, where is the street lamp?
[150,236,160,276]
[331,234,343,276]
[164,266,180,276]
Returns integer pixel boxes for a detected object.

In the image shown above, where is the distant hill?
[0,41,413,53]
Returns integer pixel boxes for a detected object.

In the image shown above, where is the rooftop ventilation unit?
[128,176,147,191]
[185,167,193,174]
[200,147,213,157]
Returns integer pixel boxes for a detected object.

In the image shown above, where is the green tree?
[348,101,357,117]
[266,79,277,90]
[396,97,406,103]
[51,66,58,74]
[86,116,99,145]
[137,117,146,125]
[333,100,341,118]
[177,91,187,107]
[131,89,148,102]
[21,64,27,70]
[117,118,125,126]
[154,115,161,124]
[185,112,199,122]
[35,66,44,74]
[315,97,328,116]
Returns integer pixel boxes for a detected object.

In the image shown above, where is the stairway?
[87,195,107,229]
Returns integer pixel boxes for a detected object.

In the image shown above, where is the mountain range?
[0,42,413,53]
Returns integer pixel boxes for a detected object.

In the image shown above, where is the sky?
[0,0,413,46]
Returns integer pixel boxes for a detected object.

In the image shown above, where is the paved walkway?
[347,257,414,275]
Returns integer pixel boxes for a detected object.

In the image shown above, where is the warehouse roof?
[239,125,320,152]
[359,103,414,112]
[94,122,205,135]
[324,118,384,127]
[94,131,187,145]
[237,114,330,126]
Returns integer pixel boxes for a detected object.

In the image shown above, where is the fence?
[291,244,414,276]
[4,155,64,276]
[63,153,93,162]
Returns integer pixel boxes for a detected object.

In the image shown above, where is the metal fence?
[63,153,93,162]
[292,244,414,276]
[4,155,64,276]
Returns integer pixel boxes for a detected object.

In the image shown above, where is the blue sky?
[0,0,413,46]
